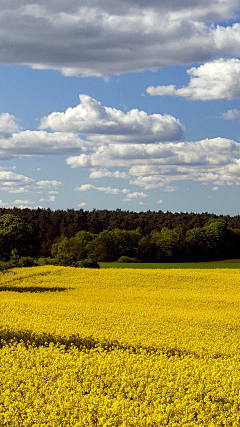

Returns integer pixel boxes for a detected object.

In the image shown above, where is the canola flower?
[0,266,240,426]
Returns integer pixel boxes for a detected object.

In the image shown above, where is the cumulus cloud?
[0,171,34,186]
[220,108,240,120]
[157,200,164,204]
[3,96,184,160]
[77,202,88,207]
[0,1,240,76]
[39,195,56,202]
[75,184,130,194]
[89,169,128,179]
[146,59,240,101]
[17,204,38,210]
[66,143,177,169]
[0,109,91,159]
[40,94,184,143]
[7,187,31,194]
[0,199,10,207]
[12,199,35,205]
[0,170,62,200]
[0,113,20,137]
[66,137,240,189]
[36,180,62,189]
[0,130,88,159]
[122,191,148,201]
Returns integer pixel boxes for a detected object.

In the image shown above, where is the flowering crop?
[0,267,240,426]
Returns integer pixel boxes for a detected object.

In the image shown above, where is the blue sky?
[1,1,240,215]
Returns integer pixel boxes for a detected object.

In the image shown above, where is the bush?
[18,257,37,267]
[55,253,77,266]
[37,257,59,266]
[79,255,100,269]
[117,256,140,263]
[0,260,13,273]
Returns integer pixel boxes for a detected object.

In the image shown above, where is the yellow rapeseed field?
[0,266,240,426]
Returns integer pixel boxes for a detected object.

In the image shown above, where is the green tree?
[185,227,207,261]
[0,214,39,261]
[151,227,185,261]
[204,220,230,260]
[93,230,117,262]
[138,236,154,262]
[73,231,97,260]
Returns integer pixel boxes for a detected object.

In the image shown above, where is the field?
[100,260,240,269]
[0,266,240,426]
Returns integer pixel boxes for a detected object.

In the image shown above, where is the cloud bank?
[66,137,240,189]
[1,1,240,76]
[0,96,184,162]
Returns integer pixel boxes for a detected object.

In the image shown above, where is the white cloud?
[138,201,147,206]
[89,168,129,179]
[0,171,34,187]
[7,187,31,194]
[212,186,219,191]
[146,59,240,101]
[48,190,59,194]
[12,199,35,205]
[36,180,62,189]
[77,202,88,207]
[0,113,20,137]
[0,199,10,207]
[0,166,17,170]
[1,1,240,76]
[163,186,177,192]
[48,195,56,202]
[220,108,240,120]
[122,191,148,200]
[67,137,240,190]
[66,143,177,169]
[75,184,130,194]
[40,94,184,143]
[39,195,56,202]
[147,85,177,97]
[157,199,164,204]
[16,205,36,210]
[0,130,88,158]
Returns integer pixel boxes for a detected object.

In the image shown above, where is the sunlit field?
[1,266,240,426]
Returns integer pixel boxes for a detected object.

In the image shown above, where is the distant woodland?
[1,208,240,264]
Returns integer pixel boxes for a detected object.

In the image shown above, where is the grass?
[99,259,240,269]
[2,259,240,271]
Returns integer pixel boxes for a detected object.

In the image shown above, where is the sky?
[1,1,240,215]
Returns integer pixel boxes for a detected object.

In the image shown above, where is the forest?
[1,208,240,264]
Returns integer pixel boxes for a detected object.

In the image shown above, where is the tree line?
[1,207,240,257]
[1,212,240,264]
[51,220,240,264]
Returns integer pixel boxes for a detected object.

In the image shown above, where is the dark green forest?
[1,208,240,264]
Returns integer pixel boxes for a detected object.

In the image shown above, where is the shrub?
[18,257,37,267]
[37,257,59,266]
[0,260,12,273]
[117,256,140,263]
[55,253,77,266]
[79,255,100,269]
